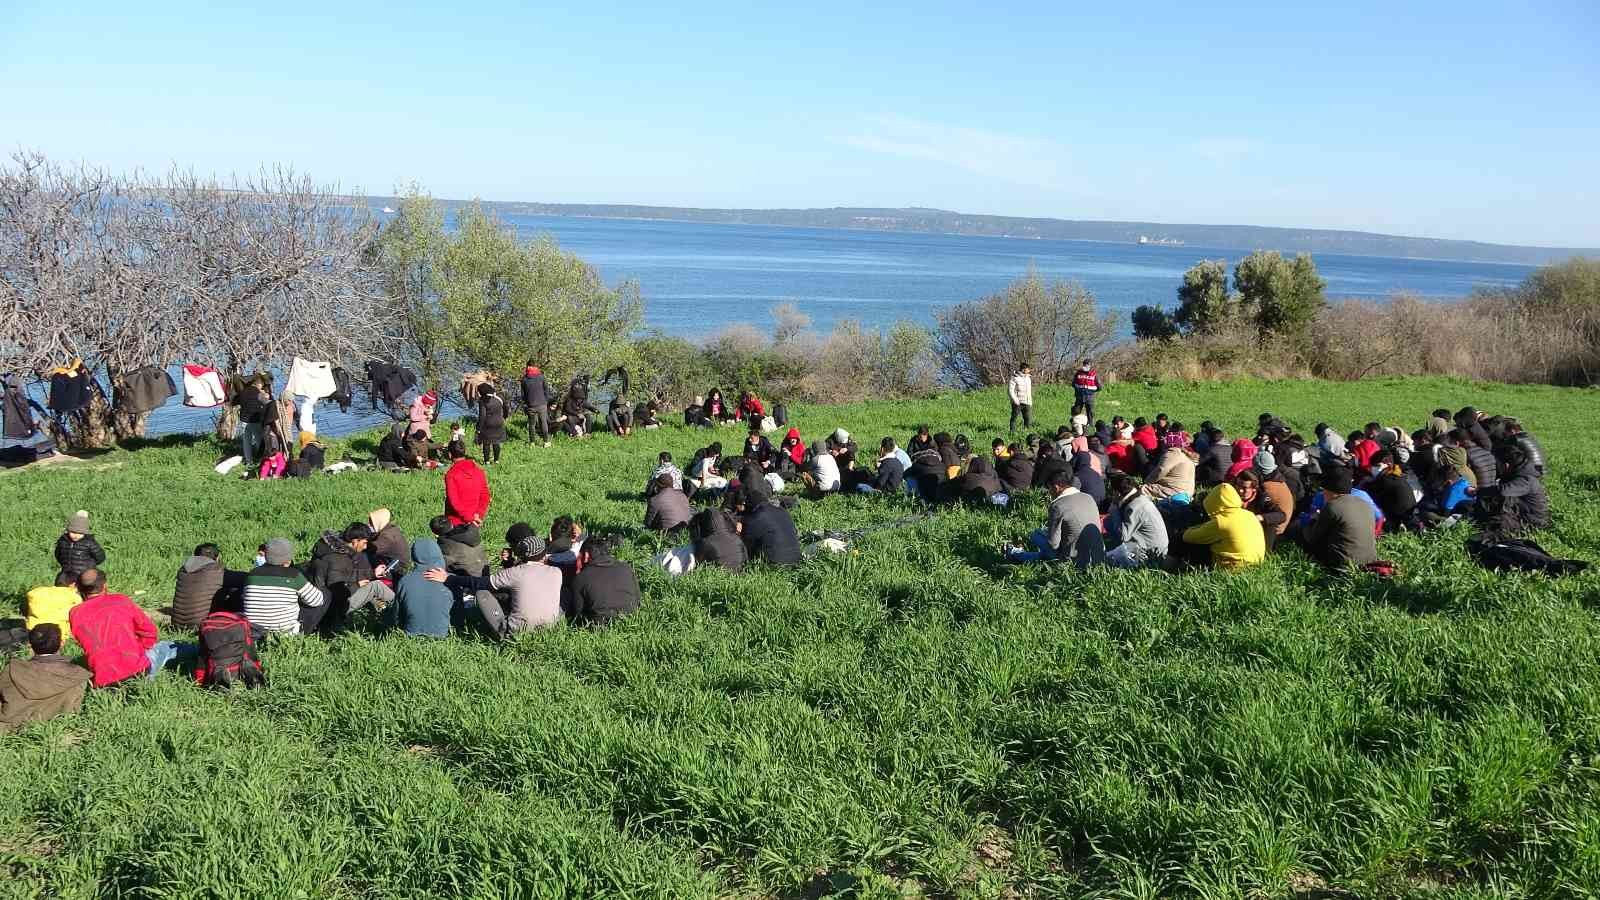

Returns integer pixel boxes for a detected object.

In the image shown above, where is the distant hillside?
[393,200,1596,266]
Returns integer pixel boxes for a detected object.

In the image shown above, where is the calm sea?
[32,216,1533,440]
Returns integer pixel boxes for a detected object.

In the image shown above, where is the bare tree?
[934,270,1116,389]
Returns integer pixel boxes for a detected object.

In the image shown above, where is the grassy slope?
[0,377,1597,899]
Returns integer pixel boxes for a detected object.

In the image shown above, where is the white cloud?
[838,115,1070,190]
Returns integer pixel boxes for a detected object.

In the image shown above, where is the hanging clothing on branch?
[284,358,337,400]
[47,362,92,414]
[330,367,353,413]
[115,366,177,414]
[181,365,228,408]
[2,374,41,439]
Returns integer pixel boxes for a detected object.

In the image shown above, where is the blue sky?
[2,0,1596,246]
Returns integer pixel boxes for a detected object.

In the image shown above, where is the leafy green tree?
[1517,257,1600,313]
[1131,304,1179,340]
[439,202,642,391]
[370,186,451,384]
[1233,250,1327,340]
[1174,259,1235,333]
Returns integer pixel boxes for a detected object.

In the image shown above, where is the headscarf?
[1226,439,1258,479]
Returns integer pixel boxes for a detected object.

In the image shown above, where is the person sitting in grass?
[1475,442,1550,536]
[69,569,193,686]
[1179,483,1266,570]
[387,539,453,638]
[738,481,802,566]
[1297,464,1378,571]
[807,439,841,495]
[998,442,1034,495]
[743,419,777,472]
[171,543,244,629]
[308,524,395,627]
[1004,469,1102,566]
[1103,471,1169,569]
[1231,469,1288,551]
[429,515,488,577]
[568,534,641,626]
[54,510,106,582]
[690,508,747,573]
[686,442,728,495]
[426,533,563,637]
[0,624,91,733]
[859,437,905,494]
[403,429,437,470]
[242,539,327,635]
[544,516,587,573]
[645,451,682,497]
[25,571,81,645]
[645,473,693,534]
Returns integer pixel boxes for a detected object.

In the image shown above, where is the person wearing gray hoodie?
[1104,472,1170,568]
[391,539,454,638]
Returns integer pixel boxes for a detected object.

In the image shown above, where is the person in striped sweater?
[241,538,326,636]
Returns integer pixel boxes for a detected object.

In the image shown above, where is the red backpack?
[195,612,266,689]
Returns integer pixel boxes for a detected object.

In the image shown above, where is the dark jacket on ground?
[645,488,693,532]
[998,454,1034,493]
[55,533,106,578]
[172,555,243,628]
[568,553,640,626]
[1303,492,1379,570]
[0,654,90,733]
[692,510,747,573]
[308,531,375,601]
[741,501,803,565]
[437,524,489,577]
[872,455,906,493]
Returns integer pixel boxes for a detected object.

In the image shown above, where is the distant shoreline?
[369,198,1594,268]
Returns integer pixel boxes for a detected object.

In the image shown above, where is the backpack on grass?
[195,612,266,689]
[1466,534,1588,576]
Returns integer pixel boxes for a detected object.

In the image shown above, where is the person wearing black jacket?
[307,524,394,629]
[862,437,905,494]
[1477,444,1550,535]
[567,535,640,626]
[236,375,271,470]
[1454,407,1492,453]
[520,363,550,447]
[476,385,509,463]
[1071,451,1105,508]
[998,444,1034,494]
[742,422,777,471]
[956,456,1003,503]
[690,509,747,573]
[738,484,802,565]
[1031,443,1069,491]
[1458,430,1498,491]
[1196,429,1232,488]
[54,511,106,581]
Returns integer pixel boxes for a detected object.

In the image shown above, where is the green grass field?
[1,377,1598,899]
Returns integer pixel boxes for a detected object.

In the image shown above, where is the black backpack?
[1466,534,1588,576]
[195,612,266,689]
[772,404,788,427]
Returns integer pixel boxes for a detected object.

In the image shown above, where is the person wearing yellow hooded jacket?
[1180,483,1266,570]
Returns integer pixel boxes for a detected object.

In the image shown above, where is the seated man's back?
[0,624,90,733]
[68,576,158,687]
[570,537,640,626]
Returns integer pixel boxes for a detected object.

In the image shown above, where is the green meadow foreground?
[1,378,1598,899]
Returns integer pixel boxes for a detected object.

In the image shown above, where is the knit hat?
[421,390,438,406]
[832,428,851,445]
[1254,452,1279,475]
[368,508,392,533]
[264,538,295,566]
[65,510,90,533]
[515,535,547,560]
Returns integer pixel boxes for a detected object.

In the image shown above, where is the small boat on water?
[382,206,396,214]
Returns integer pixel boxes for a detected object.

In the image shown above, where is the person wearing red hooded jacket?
[1131,418,1159,454]
[779,427,805,471]
[1225,439,1259,481]
[444,443,491,527]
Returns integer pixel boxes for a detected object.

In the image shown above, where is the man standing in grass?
[1073,358,1100,421]
[1007,362,1034,433]
[444,443,491,527]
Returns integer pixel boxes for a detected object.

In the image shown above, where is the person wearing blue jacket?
[390,539,454,638]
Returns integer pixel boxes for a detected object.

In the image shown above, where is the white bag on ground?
[215,455,243,475]
[653,545,697,576]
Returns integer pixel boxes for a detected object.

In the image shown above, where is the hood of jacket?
[1230,439,1258,464]
[524,366,541,377]
[1204,483,1244,516]
[8,655,90,699]
[313,530,355,559]
[368,508,392,534]
[181,554,219,574]
[410,538,446,568]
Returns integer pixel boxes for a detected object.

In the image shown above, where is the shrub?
[933,270,1115,388]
